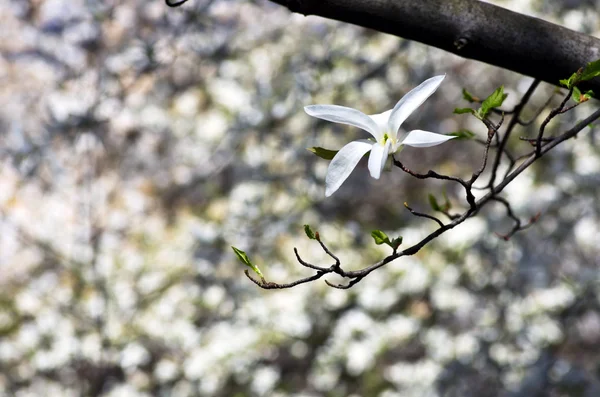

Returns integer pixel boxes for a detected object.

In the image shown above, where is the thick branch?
[269,0,600,92]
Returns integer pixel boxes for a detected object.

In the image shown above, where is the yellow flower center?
[381,132,396,148]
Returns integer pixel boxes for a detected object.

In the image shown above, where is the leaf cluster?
[370,230,403,251]
[560,60,599,103]
[454,86,507,119]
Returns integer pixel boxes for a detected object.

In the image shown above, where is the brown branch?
[535,87,575,156]
[487,79,540,188]
[404,202,445,227]
[393,115,499,210]
[494,107,600,193]
[267,0,600,93]
[492,197,540,240]
[166,0,189,7]
[294,248,329,271]
[518,91,557,126]
[245,106,600,289]
[316,236,342,270]
[393,157,476,208]
[325,277,364,289]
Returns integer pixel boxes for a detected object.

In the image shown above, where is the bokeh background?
[1,0,599,396]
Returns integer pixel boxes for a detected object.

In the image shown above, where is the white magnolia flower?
[305,75,456,197]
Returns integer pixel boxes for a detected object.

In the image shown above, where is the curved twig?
[166,0,189,7]
[404,203,445,227]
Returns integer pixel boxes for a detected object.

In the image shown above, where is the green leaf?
[231,246,264,278]
[462,88,478,103]
[560,72,580,89]
[447,130,475,140]
[580,59,600,82]
[371,230,391,246]
[442,190,452,211]
[453,107,476,115]
[428,194,441,211]
[304,224,316,240]
[307,147,338,160]
[572,87,594,103]
[391,237,403,250]
[480,85,507,118]
[572,86,582,103]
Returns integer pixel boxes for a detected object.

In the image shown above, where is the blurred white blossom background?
[0,0,599,396]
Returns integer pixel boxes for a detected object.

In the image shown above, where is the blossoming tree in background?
[2,0,600,396]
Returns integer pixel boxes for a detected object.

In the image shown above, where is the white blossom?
[305,75,455,196]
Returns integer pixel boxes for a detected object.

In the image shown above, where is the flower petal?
[401,130,457,148]
[368,140,391,179]
[305,105,381,140]
[368,109,393,132]
[388,75,445,136]
[325,140,373,197]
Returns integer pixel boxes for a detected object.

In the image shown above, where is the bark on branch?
[269,0,600,92]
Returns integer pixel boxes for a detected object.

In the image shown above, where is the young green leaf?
[442,191,452,211]
[480,86,507,118]
[559,78,570,88]
[572,87,594,103]
[231,246,264,278]
[580,59,600,82]
[560,71,581,89]
[454,107,476,115]
[371,230,391,246]
[391,237,403,250]
[304,224,316,240]
[462,88,478,103]
[572,86,582,103]
[428,194,441,211]
[447,130,475,140]
[307,147,338,160]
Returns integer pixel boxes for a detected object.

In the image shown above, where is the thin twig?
[518,91,556,126]
[245,269,327,289]
[519,136,556,144]
[470,117,501,184]
[394,115,499,210]
[404,203,445,227]
[535,87,574,156]
[493,197,541,240]
[166,0,189,6]
[558,102,581,114]
[392,158,465,184]
[317,236,342,270]
[487,79,540,188]
[294,248,328,271]
[325,277,364,289]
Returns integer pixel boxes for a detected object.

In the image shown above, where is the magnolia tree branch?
[267,0,600,93]
[162,1,600,287]
[245,87,600,289]
[487,79,540,187]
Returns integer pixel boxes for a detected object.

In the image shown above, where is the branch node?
[453,37,469,50]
